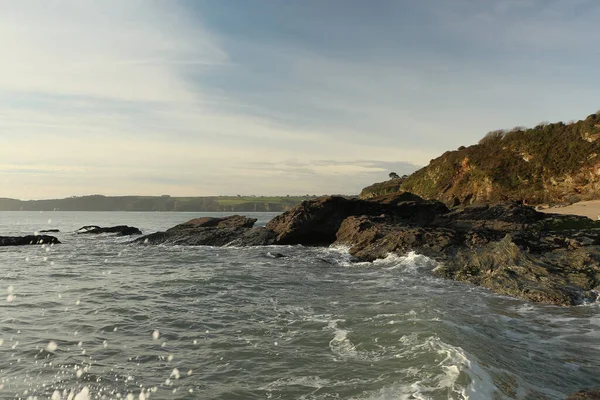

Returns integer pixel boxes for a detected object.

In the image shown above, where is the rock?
[335,215,459,262]
[0,235,60,246]
[568,390,600,399]
[135,215,275,246]
[39,229,60,233]
[77,225,142,236]
[331,202,600,306]
[225,227,277,247]
[267,252,286,258]
[266,194,447,245]
[171,216,256,230]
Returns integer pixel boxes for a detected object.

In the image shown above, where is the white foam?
[352,335,498,400]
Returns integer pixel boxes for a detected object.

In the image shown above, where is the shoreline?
[539,200,600,221]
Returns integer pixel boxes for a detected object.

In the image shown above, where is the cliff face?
[363,112,600,206]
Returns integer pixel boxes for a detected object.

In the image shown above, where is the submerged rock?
[0,235,60,246]
[135,215,275,246]
[77,225,142,236]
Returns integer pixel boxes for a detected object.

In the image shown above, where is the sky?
[1,0,599,199]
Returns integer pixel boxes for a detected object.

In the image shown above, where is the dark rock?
[568,390,600,399]
[267,252,286,258]
[77,225,142,236]
[266,194,447,245]
[331,201,600,306]
[134,215,274,246]
[130,192,600,306]
[225,227,277,247]
[39,229,60,233]
[0,235,60,246]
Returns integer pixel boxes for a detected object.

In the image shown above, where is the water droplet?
[74,387,90,400]
[47,341,58,352]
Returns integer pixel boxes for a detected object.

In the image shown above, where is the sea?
[0,211,599,400]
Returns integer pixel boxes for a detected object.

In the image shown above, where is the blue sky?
[1,0,599,199]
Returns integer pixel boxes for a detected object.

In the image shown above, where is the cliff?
[362,112,600,206]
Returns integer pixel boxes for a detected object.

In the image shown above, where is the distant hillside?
[0,195,316,212]
[362,111,600,205]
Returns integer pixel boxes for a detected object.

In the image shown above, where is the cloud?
[2,0,599,199]
[0,0,225,103]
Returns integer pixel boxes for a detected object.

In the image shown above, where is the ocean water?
[0,211,599,400]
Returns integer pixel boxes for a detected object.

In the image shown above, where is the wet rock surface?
[0,235,60,246]
[135,215,275,246]
[265,194,447,245]
[332,198,600,306]
[77,225,142,236]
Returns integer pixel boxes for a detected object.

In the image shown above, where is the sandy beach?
[539,200,600,221]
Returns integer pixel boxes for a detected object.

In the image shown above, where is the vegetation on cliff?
[363,111,600,205]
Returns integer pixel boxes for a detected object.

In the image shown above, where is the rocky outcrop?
[133,193,600,306]
[332,200,600,306]
[135,215,275,246]
[0,235,60,246]
[270,194,600,306]
[266,194,447,245]
[77,225,142,236]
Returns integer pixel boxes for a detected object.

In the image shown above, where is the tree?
[389,172,400,180]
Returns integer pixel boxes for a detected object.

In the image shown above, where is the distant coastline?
[0,194,323,212]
